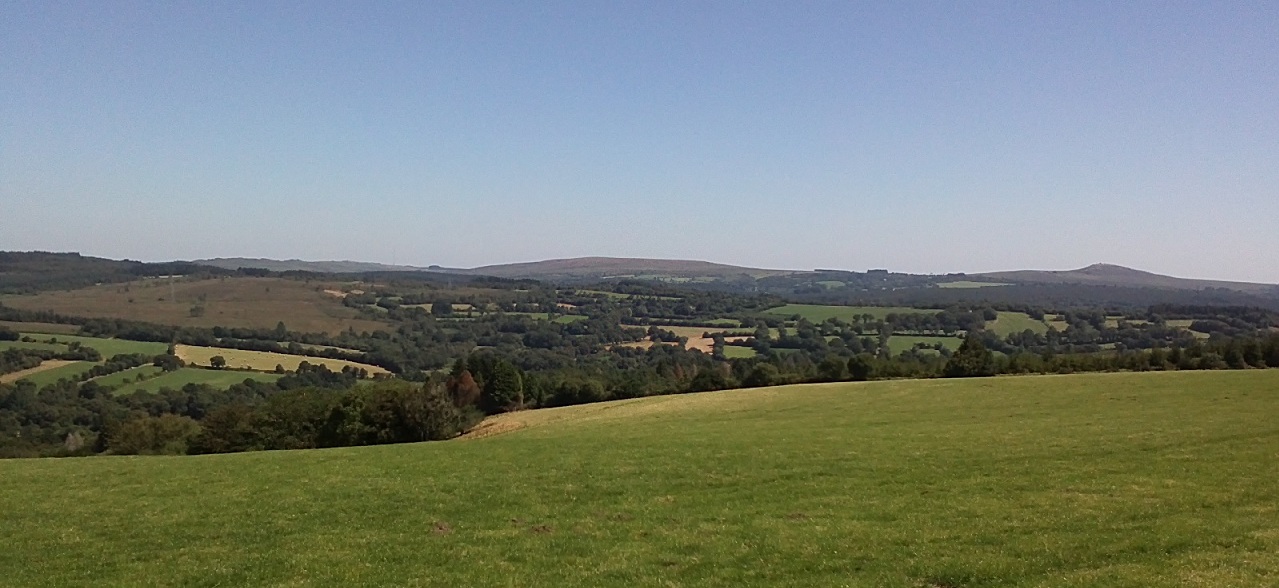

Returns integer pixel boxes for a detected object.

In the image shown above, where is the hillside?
[978,263,1279,294]
[3,371,1277,586]
[457,256,793,280]
[193,257,440,273]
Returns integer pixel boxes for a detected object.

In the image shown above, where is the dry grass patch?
[173,344,389,375]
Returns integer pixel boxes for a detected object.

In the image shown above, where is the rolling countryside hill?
[977,263,1279,295]
[3,371,1277,586]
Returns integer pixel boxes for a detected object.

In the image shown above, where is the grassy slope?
[0,277,389,335]
[987,311,1050,336]
[2,371,1278,587]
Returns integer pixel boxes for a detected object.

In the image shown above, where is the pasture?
[89,365,165,388]
[1,370,1276,586]
[5,361,97,387]
[762,304,935,322]
[173,345,390,375]
[111,368,284,395]
[986,311,1050,337]
[0,277,390,334]
[887,334,962,355]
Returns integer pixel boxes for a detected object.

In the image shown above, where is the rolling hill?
[2,371,1277,586]
[977,263,1279,294]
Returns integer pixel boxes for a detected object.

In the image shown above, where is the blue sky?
[2,1,1277,281]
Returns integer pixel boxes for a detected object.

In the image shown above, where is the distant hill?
[977,264,1278,295]
[454,257,794,280]
[193,258,443,274]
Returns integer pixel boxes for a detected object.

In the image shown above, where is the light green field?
[721,345,757,358]
[887,334,963,355]
[9,333,167,358]
[762,304,935,322]
[503,312,588,324]
[13,361,97,387]
[935,280,1012,288]
[986,311,1050,336]
[90,365,165,388]
[3,371,1278,586]
[173,345,389,375]
[112,368,283,395]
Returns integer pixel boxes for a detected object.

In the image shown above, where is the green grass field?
[89,365,165,388]
[14,361,98,387]
[887,334,963,355]
[986,311,1050,337]
[503,312,588,324]
[721,345,757,358]
[762,304,935,322]
[111,368,283,395]
[0,333,167,358]
[2,371,1277,586]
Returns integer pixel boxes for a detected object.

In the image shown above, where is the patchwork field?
[111,368,283,395]
[762,304,935,322]
[0,360,80,385]
[2,371,1276,586]
[173,344,390,375]
[887,334,962,355]
[0,277,389,334]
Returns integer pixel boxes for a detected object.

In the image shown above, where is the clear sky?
[2,1,1277,281]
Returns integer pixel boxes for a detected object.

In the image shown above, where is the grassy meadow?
[986,311,1051,337]
[2,371,1277,586]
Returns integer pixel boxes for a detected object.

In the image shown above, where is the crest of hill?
[458,257,794,279]
[977,263,1279,295]
[194,257,438,274]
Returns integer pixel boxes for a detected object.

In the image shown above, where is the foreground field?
[2,371,1278,587]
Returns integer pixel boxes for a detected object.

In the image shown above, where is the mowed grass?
[111,368,283,395]
[0,277,389,335]
[986,311,1050,337]
[173,345,390,375]
[763,304,935,321]
[3,371,1278,586]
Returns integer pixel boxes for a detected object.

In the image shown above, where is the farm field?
[89,365,165,388]
[503,312,587,324]
[12,333,169,358]
[2,370,1277,586]
[721,345,756,358]
[7,361,97,387]
[986,311,1050,337]
[0,277,390,334]
[173,345,390,375]
[887,334,962,355]
[111,368,283,395]
[0,360,79,385]
[762,304,935,322]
